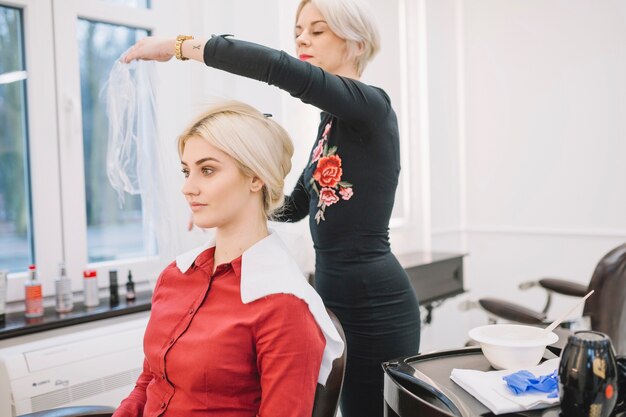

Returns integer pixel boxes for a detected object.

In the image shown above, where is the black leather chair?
[18,308,347,417]
[477,243,626,355]
[312,308,347,417]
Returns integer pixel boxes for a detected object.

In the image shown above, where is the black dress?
[204,35,421,417]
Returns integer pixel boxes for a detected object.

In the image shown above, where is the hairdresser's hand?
[122,36,175,63]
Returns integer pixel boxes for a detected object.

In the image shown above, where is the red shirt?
[113,247,325,417]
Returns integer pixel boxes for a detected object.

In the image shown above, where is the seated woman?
[113,100,344,417]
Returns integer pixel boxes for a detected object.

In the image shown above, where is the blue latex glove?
[503,369,559,398]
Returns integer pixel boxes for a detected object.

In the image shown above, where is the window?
[0,6,32,273]
[76,19,151,263]
[1,0,177,301]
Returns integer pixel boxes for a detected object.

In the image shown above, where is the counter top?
[395,251,467,268]
[397,251,466,306]
[0,291,152,340]
[0,251,465,340]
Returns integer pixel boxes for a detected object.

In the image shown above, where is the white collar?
[174,230,344,385]
[176,231,302,303]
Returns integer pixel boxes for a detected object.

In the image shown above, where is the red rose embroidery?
[319,187,340,206]
[313,155,343,188]
[308,120,354,223]
[339,187,353,201]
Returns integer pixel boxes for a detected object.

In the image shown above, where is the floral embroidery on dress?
[308,121,354,224]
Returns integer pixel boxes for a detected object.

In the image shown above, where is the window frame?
[2,0,63,300]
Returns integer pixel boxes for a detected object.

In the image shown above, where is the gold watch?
[175,35,194,61]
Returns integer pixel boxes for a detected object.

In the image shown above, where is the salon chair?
[477,243,626,355]
[18,308,348,417]
[312,308,347,417]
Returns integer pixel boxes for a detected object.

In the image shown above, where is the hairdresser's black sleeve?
[274,169,310,223]
[203,35,391,132]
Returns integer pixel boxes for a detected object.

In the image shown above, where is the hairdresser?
[124,1,420,415]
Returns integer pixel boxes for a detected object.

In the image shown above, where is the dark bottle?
[109,270,119,307]
[126,270,136,302]
[559,331,618,417]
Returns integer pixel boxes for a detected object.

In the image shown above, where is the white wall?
[421,0,626,352]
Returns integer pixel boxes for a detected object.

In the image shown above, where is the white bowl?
[468,324,559,370]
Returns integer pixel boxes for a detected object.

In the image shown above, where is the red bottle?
[25,265,44,318]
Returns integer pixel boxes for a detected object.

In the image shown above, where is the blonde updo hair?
[178,100,294,220]
[296,0,380,76]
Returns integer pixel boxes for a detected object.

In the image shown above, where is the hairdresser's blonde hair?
[178,101,294,219]
[296,0,380,76]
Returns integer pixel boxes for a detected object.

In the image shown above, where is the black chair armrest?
[478,298,546,324]
[538,278,588,297]
[18,406,115,417]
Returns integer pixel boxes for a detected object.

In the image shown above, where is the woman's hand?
[122,36,175,63]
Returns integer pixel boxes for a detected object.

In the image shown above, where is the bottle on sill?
[25,264,44,318]
[126,270,136,302]
[109,269,119,307]
[55,262,74,313]
[83,269,100,308]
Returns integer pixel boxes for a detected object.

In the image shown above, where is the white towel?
[450,358,560,415]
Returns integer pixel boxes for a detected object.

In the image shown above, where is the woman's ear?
[354,41,366,57]
[250,176,265,192]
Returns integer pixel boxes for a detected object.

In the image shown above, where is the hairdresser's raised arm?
[124,35,389,130]
[123,36,206,64]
